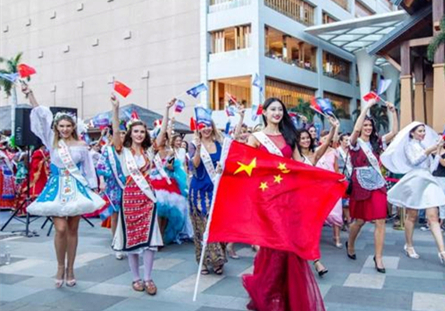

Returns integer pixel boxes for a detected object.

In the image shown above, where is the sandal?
[313,260,328,278]
[144,280,157,296]
[55,265,65,288]
[201,266,210,275]
[213,265,224,275]
[132,280,145,292]
[66,268,76,287]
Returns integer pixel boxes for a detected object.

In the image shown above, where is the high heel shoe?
[373,256,386,274]
[313,260,328,277]
[438,252,445,265]
[55,265,65,288]
[66,269,77,287]
[404,244,420,259]
[333,237,342,249]
[345,242,356,260]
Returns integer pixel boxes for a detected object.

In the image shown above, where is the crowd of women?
[0,81,444,311]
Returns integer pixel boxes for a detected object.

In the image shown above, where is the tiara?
[54,111,76,123]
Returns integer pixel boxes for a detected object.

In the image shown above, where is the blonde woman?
[22,83,104,288]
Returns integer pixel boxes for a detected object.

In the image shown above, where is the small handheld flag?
[317,98,335,117]
[17,64,36,78]
[92,112,110,129]
[186,83,208,98]
[363,91,381,102]
[190,117,197,131]
[310,97,324,115]
[195,107,213,127]
[174,99,186,113]
[225,105,237,117]
[131,110,140,121]
[252,73,263,92]
[114,81,132,98]
[377,79,392,95]
[0,72,19,83]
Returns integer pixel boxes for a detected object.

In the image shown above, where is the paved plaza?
[0,212,444,311]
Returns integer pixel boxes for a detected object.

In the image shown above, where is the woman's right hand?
[194,136,201,149]
[328,116,338,128]
[367,98,377,109]
[111,93,119,109]
[20,81,32,96]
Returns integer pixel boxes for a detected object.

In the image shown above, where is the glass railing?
[264,0,315,26]
[265,52,317,72]
[209,48,252,62]
[209,0,252,13]
[323,71,351,83]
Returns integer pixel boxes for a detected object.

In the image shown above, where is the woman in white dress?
[22,84,105,288]
[381,122,445,265]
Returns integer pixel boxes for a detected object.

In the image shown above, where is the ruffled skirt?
[27,168,105,217]
[388,169,445,210]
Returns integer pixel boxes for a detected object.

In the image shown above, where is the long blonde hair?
[53,116,79,148]
[198,121,223,143]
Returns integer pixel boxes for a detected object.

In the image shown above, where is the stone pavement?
[0,212,444,311]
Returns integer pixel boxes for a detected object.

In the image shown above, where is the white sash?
[58,141,89,187]
[337,147,352,176]
[0,150,14,173]
[107,146,125,190]
[253,132,283,157]
[123,148,157,203]
[357,138,384,179]
[200,144,217,183]
[153,153,172,185]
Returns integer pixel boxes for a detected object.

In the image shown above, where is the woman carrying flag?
[96,123,127,260]
[243,97,326,311]
[110,94,165,295]
[346,98,398,273]
[189,112,227,275]
[22,83,105,288]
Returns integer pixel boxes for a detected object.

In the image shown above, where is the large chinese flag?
[208,141,347,260]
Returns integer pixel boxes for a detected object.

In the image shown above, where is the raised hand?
[20,81,32,95]
[111,93,119,109]
[367,98,378,108]
[167,98,176,110]
[385,101,396,113]
[328,116,338,128]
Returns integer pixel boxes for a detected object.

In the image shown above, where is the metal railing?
[264,0,315,26]
[209,0,252,13]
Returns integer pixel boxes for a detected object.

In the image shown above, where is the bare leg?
[426,208,445,253]
[53,217,68,281]
[374,219,386,269]
[333,225,341,247]
[66,216,81,283]
[347,218,365,254]
[227,243,239,258]
[404,209,418,248]
[111,213,118,238]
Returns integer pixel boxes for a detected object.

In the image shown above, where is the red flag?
[208,141,347,260]
[17,64,36,78]
[130,110,140,120]
[363,91,381,102]
[114,81,132,98]
[256,104,263,115]
[190,117,196,131]
[310,97,323,115]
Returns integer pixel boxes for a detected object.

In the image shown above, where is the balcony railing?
[264,0,315,26]
[265,52,316,72]
[209,48,252,62]
[209,0,252,13]
[331,0,349,11]
[323,71,351,84]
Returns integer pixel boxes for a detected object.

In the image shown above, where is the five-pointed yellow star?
[234,158,257,176]
[278,163,287,171]
[259,182,268,191]
[274,174,283,184]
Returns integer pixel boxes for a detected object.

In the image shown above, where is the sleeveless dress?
[243,134,326,311]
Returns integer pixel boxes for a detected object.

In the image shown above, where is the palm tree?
[289,98,316,123]
[0,52,25,145]
[427,16,445,64]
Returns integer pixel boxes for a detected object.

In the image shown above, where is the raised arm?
[110,94,122,151]
[314,117,338,164]
[21,82,39,107]
[192,134,202,168]
[156,99,176,147]
[350,99,377,146]
[233,105,245,141]
[382,101,398,144]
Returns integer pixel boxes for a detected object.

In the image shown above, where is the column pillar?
[432,0,445,132]
[382,64,400,131]
[355,49,376,109]
[400,41,413,128]
[413,57,425,122]
[424,66,434,126]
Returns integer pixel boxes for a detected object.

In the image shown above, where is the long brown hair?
[53,116,79,148]
[123,121,152,150]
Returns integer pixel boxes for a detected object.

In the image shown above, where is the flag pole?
[193,138,232,302]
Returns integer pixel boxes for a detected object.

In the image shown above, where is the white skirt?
[388,169,445,210]
[27,174,105,217]
[435,177,445,219]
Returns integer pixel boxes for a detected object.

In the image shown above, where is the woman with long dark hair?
[23,84,104,288]
[110,95,165,295]
[243,97,325,311]
[346,99,398,273]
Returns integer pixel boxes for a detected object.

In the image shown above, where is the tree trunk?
[10,85,17,141]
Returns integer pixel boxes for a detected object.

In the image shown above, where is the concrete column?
[413,58,425,122]
[355,49,376,109]
[200,0,209,108]
[400,41,413,128]
[432,63,445,132]
[382,64,400,131]
[425,66,434,126]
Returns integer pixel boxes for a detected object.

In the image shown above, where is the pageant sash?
[57,141,88,187]
[337,147,352,176]
[200,144,217,183]
[253,132,283,157]
[123,147,157,203]
[356,138,385,190]
[153,153,172,185]
[0,150,14,173]
[107,146,125,189]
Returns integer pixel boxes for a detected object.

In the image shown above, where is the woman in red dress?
[243,97,325,311]
[346,99,398,273]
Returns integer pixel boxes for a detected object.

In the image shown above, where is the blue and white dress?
[27,106,105,217]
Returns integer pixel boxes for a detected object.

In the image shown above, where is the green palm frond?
[0,52,25,97]
[427,16,445,62]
